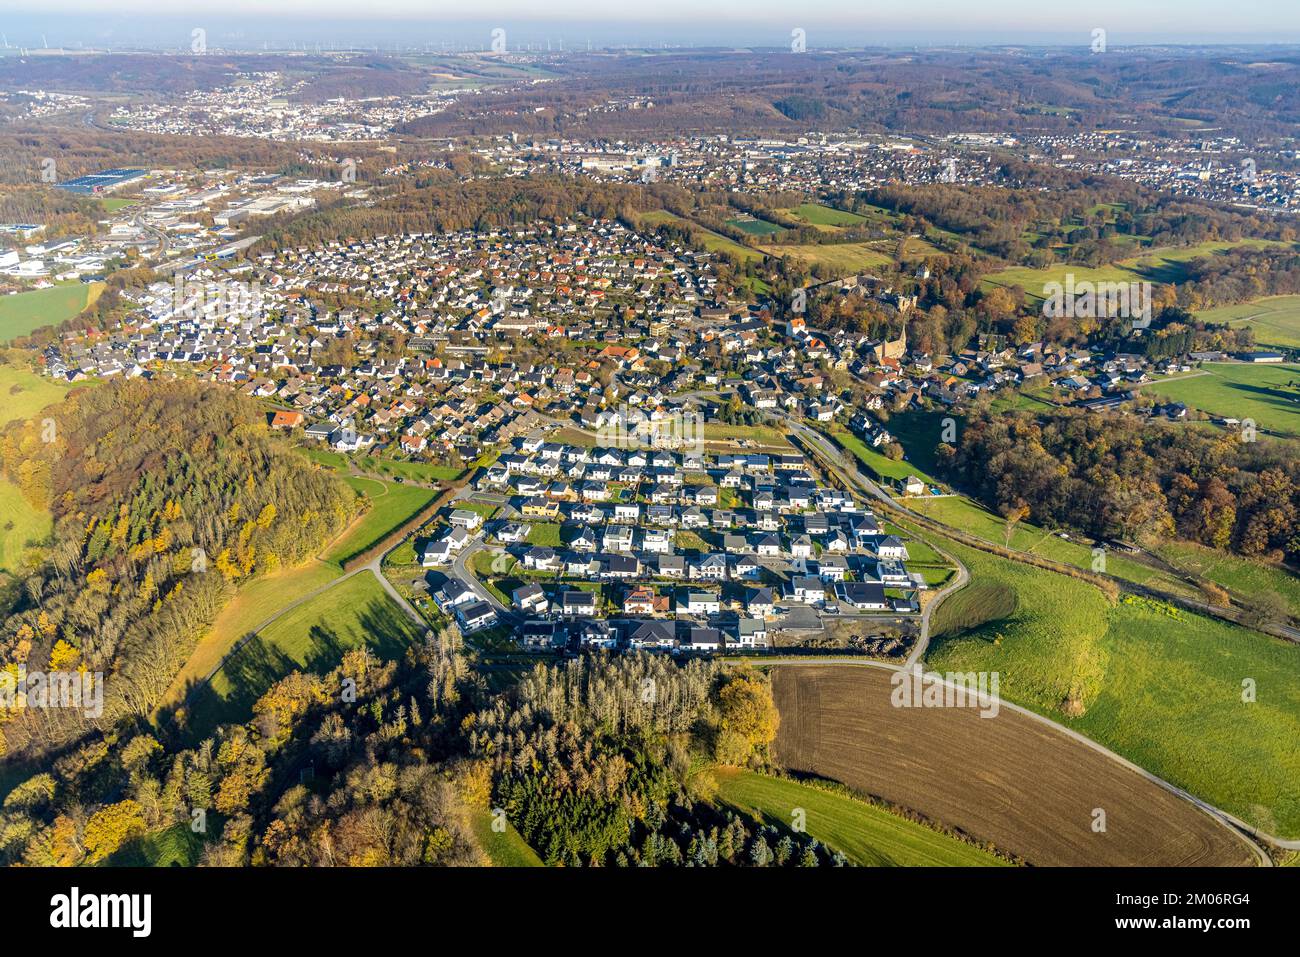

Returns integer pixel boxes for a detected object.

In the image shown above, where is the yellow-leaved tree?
[83,799,146,863]
[714,669,780,766]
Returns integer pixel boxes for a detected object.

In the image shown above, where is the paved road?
[906,538,968,668]
[770,412,972,666]
[448,536,521,625]
[188,521,434,703]
[192,562,426,697]
[785,413,1300,642]
[134,213,170,259]
[775,415,1300,856]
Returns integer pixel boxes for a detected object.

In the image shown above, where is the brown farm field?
[770,665,1258,867]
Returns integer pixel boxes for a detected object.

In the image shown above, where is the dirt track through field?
[772,666,1258,867]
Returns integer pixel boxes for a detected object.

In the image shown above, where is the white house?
[449,509,483,530]
[790,576,825,603]
[679,590,721,616]
[512,583,549,614]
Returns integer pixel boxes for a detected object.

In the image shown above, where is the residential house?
[512,583,549,614]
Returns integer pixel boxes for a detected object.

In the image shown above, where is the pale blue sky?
[3,1,1298,48]
[9,0,1295,29]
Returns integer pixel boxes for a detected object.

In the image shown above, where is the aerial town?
[0,21,1296,902]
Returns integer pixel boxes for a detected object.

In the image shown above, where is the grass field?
[640,210,765,264]
[988,388,1057,413]
[0,282,103,342]
[160,558,343,710]
[779,203,870,229]
[908,495,1196,598]
[833,413,1201,600]
[301,447,463,484]
[875,409,950,476]
[1141,362,1300,437]
[727,217,784,237]
[714,768,1007,867]
[929,540,1114,712]
[322,476,438,566]
[0,364,70,426]
[1152,539,1300,617]
[1197,295,1300,350]
[926,537,1300,838]
[184,571,425,738]
[758,241,894,274]
[0,478,51,574]
[103,823,205,867]
[700,421,794,450]
[982,240,1296,303]
[525,522,563,547]
[772,665,1258,865]
[469,809,544,866]
[831,428,938,485]
[366,460,463,483]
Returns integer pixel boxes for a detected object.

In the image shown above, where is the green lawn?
[1152,539,1300,617]
[831,429,936,485]
[837,414,1198,600]
[0,478,51,574]
[727,217,785,237]
[161,558,343,709]
[714,768,1008,866]
[880,409,959,477]
[469,809,544,866]
[184,571,425,739]
[298,447,463,484]
[640,210,766,264]
[925,536,1300,838]
[384,539,419,567]
[354,456,463,483]
[1198,295,1300,350]
[781,203,870,228]
[675,530,711,552]
[780,201,901,230]
[700,422,793,449]
[1142,362,1300,437]
[322,476,438,566]
[908,495,1195,598]
[0,282,103,342]
[0,364,70,426]
[982,240,1296,303]
[102,822,205,867]
[988,388,1057,413]
[525,522,563,547]
[758,241,894,274]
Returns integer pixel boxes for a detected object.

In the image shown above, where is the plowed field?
[772,665,1258,867]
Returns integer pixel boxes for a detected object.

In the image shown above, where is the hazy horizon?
[2,3,1299,52]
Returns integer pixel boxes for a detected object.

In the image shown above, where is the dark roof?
[442,578,474,601]
[837,582,887,604]
[626,619,676,642]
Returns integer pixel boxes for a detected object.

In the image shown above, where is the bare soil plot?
[771,665,1258,867]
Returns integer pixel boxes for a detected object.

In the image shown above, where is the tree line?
[0,378,356,759]
[937,408,1300,563]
